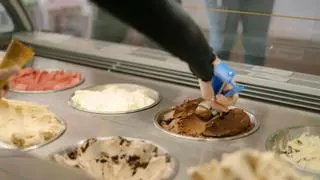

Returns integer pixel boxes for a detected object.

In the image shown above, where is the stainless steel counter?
[5,57,320,180]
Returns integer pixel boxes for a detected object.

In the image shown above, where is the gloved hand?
[198,58,239,112]
[0,65,19,98]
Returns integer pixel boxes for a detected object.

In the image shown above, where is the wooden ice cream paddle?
[0,40,34,108]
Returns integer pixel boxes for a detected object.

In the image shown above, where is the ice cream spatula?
[196,100,219,117]
[196,62,244,116]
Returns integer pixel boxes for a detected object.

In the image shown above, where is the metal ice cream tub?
[50,136,179,180]
[266,125,320,179]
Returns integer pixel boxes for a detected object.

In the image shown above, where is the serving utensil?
[196,62,244,116]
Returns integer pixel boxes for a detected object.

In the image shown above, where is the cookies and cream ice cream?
[71,84,155,113]
[53,137,173,180]
[188,149,312,180]
[0,99,65,148]
[159,98,251,138]
[281,133,320,172]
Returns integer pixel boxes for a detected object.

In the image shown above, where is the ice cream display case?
[1,0,320,180]
[0,32,316,179]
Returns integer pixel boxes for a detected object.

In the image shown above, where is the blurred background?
[2,0,320,75]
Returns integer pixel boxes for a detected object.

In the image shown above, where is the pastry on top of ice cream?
[71,84,155,113]
[281,133,320,173]
[53,137,173,180]
[10,68,82,91]
[159,98,251,138]
[0,99,65,148]
[188,149,312,180]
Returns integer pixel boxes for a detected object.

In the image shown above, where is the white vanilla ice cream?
[281,133,320,172]
[188,149,312,180]
[71,85,155,112]
[0,99,64,148]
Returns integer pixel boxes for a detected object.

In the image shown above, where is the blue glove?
[211,62,244,97]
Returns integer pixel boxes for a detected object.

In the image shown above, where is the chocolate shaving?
[119,136,131,146]
[67,151,77,160]
[111,155,119,164]
[80,138,97,153]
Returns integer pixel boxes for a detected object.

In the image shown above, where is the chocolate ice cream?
[159,98,251,138]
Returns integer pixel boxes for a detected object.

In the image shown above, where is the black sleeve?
[90,0,215,81]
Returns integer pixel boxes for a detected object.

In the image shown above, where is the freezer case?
[0,32,318,179]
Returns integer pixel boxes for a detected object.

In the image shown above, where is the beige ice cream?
[188,149,312,180]
[0,99,65,148]
[71,84,155,113]
[54,137,173,180]
[281,133,320,172]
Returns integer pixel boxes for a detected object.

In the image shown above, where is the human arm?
[90,0,238,110]
[90,0,214,81]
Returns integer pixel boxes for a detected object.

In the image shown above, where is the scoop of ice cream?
[203,108,251,137]
[159,98,251,138]
[0,99,65,148]
[71,85,155,113]
[188,149,312,180]
[54,137,173,180]
[281,133,320,173]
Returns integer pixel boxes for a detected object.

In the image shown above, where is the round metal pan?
[51,136,178,180]
[10,69,85,93]
[265,125,320,177]
[0,115,66,151]
[154,107,260,141]
[69,83,161,114]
